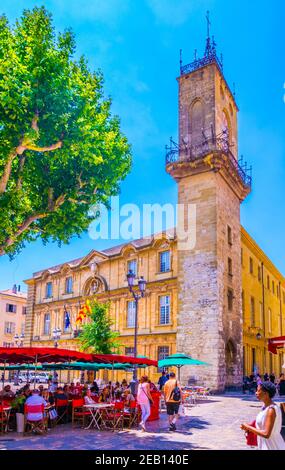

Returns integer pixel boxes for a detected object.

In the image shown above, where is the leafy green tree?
[0,7,131,256]
[78,298,121,354]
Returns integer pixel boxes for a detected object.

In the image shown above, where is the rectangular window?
[267,276,270,290]
[227,289,234,311]
[127,301,136,328]
[258,266,262,282]
[272,281,275,294]
[159,251,170,273]
[268,308,272,333]
[4,322,15,334]
[21,323,25,335]
[46,282,53,298]
[249,257,253,275]
[125,347,135,356]
[227,226,232,245]
[65,277,73,294]
[6,304,17,313]
[159,295,170,325]
[127,259,137,276]
[250,297,255,326]
[22,306,27,315]
[43,313,51,335]
[157,346,170,372]
[228,257,233,276]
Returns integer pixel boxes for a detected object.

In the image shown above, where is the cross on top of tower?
[180,11,223,76]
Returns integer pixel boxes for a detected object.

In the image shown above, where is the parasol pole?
[0,359,7,405]
[33,354,38,390]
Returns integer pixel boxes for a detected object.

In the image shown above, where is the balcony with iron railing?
[165,134,252,189]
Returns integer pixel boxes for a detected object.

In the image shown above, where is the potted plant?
[11,394,26,433]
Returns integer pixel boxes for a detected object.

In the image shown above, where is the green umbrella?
[0,364,43,370]
[158,353,210,381]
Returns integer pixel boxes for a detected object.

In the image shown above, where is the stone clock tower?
[166,36,252,391]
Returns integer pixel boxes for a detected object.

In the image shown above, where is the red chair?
[55,398,69,424]
[0,405,8,434]
[24,404,47,435]
[123,400,140,428]
[71,398,91,427]
[102,401,124,431]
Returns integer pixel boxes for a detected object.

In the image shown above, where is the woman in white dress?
[241,381,285,450]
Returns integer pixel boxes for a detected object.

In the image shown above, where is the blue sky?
[0,0,284,291]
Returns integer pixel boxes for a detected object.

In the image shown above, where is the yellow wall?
[241,227,285,376]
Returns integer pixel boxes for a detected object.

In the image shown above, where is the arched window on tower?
[221,109,232,152]
[189,99,204,149]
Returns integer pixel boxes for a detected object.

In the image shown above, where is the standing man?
[158,371,168,391]
[163,371,183,431]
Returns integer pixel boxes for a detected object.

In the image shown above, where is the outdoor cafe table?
[83,403,114,430]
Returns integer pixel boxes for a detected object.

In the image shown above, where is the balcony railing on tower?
[165,133,252,189]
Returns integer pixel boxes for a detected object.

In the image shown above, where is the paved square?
[2,394,283,450]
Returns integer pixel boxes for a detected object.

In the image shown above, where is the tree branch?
[0,192,66,256]
[25,140,62,152]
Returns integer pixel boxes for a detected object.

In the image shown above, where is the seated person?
[1,385,15,399]
[121,379,128,391]
[38,385,44,395]
[91,381,99,394]
[84,389,96,405]
[54,387,68,401]
[69,383,75,394]
[114,390,123,402]
[42,389,55,405]
[122,389,135,411]
[98,387,110,403]
[25,389,47,422]
[63,384,69,395]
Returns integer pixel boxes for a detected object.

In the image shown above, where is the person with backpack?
[163,371,183,431]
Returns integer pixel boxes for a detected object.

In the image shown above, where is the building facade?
[0,285,27,347]
[24,39,285,391]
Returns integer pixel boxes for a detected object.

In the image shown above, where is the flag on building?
[76,299,91,324]
[64,306,71,330]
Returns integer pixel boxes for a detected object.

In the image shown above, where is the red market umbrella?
[0,347,100,364]
[268,336,285,355]
[0,347,108,393]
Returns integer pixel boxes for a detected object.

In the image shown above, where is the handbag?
[245,420,258,446]
[49,408,58,420]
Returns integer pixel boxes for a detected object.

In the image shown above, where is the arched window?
[221,109,232,151]
[190,99,204,147]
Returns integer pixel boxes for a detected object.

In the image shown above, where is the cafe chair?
[102,401,124,431]
[71,398,91,427]
[55,398,69,424]
[24,404,47,435]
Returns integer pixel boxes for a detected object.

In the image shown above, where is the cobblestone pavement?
[0,395,284,450]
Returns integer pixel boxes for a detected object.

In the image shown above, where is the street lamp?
[126,270,147,394]
[52,327,61,348]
